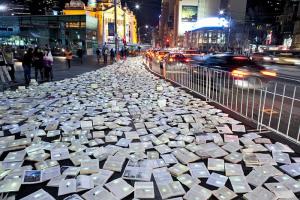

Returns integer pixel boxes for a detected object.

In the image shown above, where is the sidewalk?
[13,55,105,84]
[0,55,107,91]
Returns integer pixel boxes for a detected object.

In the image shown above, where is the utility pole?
[114,0,118,59]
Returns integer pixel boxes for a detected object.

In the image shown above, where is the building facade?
[0,15,98,54]
[63,0,138,47]
[159,0,247,49]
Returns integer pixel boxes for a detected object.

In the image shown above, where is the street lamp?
[0,5,7,11]
[145,25,149,29]
[135,4,140,9]
[0,4,7,16]
[219,10,231,51]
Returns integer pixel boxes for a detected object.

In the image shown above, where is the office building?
[159,0,247,49]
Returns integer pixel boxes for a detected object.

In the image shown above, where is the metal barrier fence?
[144,58,300,144]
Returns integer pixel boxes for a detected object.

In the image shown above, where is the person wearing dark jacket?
[23,48,33,85]
[110,48,115,63]
[33,47,44,82]
[77,48,83,64]
[96,48,101,64]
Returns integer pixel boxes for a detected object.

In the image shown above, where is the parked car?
[194,54,277,89]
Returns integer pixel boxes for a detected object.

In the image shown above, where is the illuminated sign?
[182,6,198,22]
[88,0,98,7]
[86,15,98,30]
[190,17,229,30]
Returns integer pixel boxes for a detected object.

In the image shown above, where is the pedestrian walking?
[120,47,124,60]
[3,46,15,82]
[43,49,54,82]
[124,47,128,60]
[110,48,115,63]
[0,50,12,83]
[33,47,44,82]
[22,48,33,85]
[96,48,101,64]
[103,46,108,65]
[77,48,83,64]
[65,48,73,69]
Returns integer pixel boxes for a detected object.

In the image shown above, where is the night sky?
[121,0,161,27]
[82,0,162,26]
[2,0,161,27]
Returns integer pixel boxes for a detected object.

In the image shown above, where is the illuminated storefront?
[63,0,138,46]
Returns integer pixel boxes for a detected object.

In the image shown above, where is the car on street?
[155,50,169,61]
[272,52,300,65]
[193,54,277,89]
[162,52,191,64]
[250,52,273,63]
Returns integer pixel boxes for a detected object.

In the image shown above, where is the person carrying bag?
[43,50,54,81]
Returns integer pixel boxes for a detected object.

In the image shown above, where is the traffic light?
[165,38,170,47]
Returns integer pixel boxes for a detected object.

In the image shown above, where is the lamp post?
[114,0,118,59]
[0,5,7,16]
[219,10,231,51]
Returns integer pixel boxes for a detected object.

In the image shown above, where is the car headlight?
[263,56,271,61]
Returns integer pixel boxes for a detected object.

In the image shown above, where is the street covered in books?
[0,57,299,200]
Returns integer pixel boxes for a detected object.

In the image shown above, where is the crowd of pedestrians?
[95,44,129,65]
[0,45,54,86]
[22,46,54,84]
[0,44,133,88]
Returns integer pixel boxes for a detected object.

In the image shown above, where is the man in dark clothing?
[96,48,101,64]
[23,48,33,85]
[120,47,124,59]
[103,47,108,65]
[77,48,83,64]
[33,47,44,82]
[110,48,115,63]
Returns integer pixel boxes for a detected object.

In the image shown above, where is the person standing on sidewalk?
[110,48,115,63]
[22,48,33,85]
[103,46,108,65]
[77,48,83,64]
[96,48,101,64]
[3,46,15,82]
[33,47,44,82]
[65,48,73,69]
[120,47,124,60]
[43,49,54,82]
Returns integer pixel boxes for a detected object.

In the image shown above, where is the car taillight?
[261,70,277,77]
[185,58,191,62]
[231,69,250,78]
